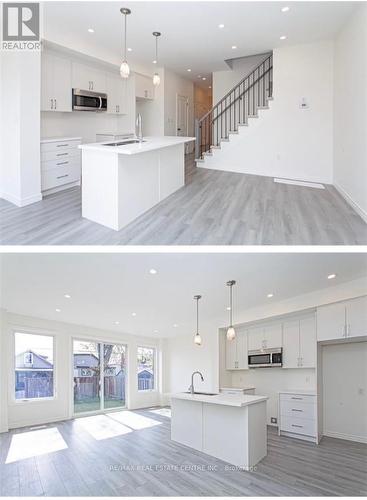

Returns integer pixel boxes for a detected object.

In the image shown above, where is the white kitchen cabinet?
[247,323,282,351]
[317,296,367,341]
[72,62,106,93]
[278,392,317,443]
[106,73,127,115]
[40,137,81,193]
[282,315,316,369]
[41,52,72,112]
[225,329,248,370]
[247,326,264,351]
[135,72,154,100]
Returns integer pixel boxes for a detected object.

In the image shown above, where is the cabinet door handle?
[291,424,303,428]
[56,153,68,157]
[56,174,69,179]
[291,397,303,400]
[50,99,54,110]
[347,324,351,337]
[291,409,303,412]
[57,144,69,148]
[55,99,57,110]
[56,161,69,166]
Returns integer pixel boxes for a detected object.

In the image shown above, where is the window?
[137,346,155,391]
[15,332,54,400]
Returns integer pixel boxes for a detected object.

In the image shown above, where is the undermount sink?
[184,392,218,396]
[103,140,146,146]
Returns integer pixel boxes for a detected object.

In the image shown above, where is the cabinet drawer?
[41,140,81,153]
[41,157,80,172]
[280,399,316,419]
[280,415,316,437]
[280,393,316,404]
[41,148,80,163]
[41,164,80,191]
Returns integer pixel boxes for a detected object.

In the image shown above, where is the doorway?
[73,339,127,415]
[176,94,189,137]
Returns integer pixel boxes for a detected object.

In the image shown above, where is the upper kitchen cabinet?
[317,296,367,341]
[106,74,127,115]
[41,52,72,112]
[225,329,248,370]
[135,72,154,100]
[283,314,316,368]
[247,322,282,351]
[72,62,106,93]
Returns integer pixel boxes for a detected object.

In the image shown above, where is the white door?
[176,95,188,137]
[264,322,282,349]
[225,337,237,370]
[53,55,72,112]
[236,330,248,370]
[247,326,264,351]
[346,296,367,338]
[282,319,300,369]
[299,315,316,368]
[317,302,346,341]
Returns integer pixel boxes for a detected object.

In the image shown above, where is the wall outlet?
[271,417,277,424]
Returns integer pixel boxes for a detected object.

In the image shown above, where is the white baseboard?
[333,183,367,223]
[323,430,367,444]
[9,414,69,430]
[1,191,42,207]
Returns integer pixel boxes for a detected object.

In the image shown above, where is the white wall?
[333,3,367,222]
[1,312,161,430]
[136,68,165,137]
[213,53,269,105]
[0,310,9,433]
[201,41,334,184]
[0,51,42,207]
[322,341,367,443]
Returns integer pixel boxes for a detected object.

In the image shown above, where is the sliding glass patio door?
[73,340,126,414]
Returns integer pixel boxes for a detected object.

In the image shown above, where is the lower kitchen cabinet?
[317,296,367,342]
[225,329,248,370]
[278,391,318,443]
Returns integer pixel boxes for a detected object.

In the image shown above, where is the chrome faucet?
[136,113,143,142]
[188,371,204,394]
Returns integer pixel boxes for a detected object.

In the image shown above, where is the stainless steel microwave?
[72,88,107,111]
[248,348,282,368]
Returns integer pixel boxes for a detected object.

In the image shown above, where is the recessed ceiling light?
[152,59,157,64]
[202,77,206,81]
[173,324,178,328]
[267,293,274,298]
[327,273,337,280]
[218,24,225,29]
[114,321,120,325]
[149,268,157,275]
[281,6,290,12]
[64,294,71,299]
[209,86,212,89]
[55,308,61,312]
[153,330,159,333]
[88,28,94,33]
[226,306,231,311]
[187,68,191,72]
[280,35,287,40]
[231,45,237,50]
[127,47,132,52]
[132,312,137,317]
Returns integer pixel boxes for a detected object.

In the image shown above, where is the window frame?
[137,345,157,392]
[11,328,57,405]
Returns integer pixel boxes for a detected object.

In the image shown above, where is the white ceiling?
[43,1,358,88]
[2,253,366,339]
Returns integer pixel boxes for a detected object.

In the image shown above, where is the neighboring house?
[15,350,53,399]
[138,368,154,391]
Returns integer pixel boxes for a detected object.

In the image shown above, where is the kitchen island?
[79,136,195,230]
[170,392,268,469]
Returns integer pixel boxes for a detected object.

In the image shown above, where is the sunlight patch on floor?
[108,410,162,430]
[149,408,171,418]
[6,427,68,464]
[75,414,132,440]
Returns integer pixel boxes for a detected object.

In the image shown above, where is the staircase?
[195,53,273,164]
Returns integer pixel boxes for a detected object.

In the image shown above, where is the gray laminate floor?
[0,407,366,496]
[1,158,366,245]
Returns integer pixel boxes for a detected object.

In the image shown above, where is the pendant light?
[152,31,161,86]
[193,295,202,346]
[226,280,236,340]
[120,8,131,79]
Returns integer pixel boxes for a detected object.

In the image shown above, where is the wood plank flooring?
[1,156,366,245]
[0,407,366,496]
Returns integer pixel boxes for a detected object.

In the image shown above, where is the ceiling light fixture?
[149,268,157,275]
[88,28,95,33]
[280,35,287,40]
[127,47,132,52]
[132,312,137,317]
[267,293,274,298]
[218,24,225,29]
[64,294,71,299]
[114,321,120,325]
[193,295,202,346]
[120,7,131,79]
[55,308,61,313]
[152,32,161,86]
[231,45,237,50]
[154,329,158,333]
[327,273,337,280]
[173,324,178,328]
[209,86,212,89]
[187,68,191,72]
[226,280,236,340]
[281,6,290,12]
[202,77,206,81]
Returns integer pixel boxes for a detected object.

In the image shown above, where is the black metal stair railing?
[195,53,273,159]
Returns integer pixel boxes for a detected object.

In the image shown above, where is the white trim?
[0,192,42,207]
[8,414,68,430]
[274,178,325,190]
[323,430,367,444]
[333,182,367,223]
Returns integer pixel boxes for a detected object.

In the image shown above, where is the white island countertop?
[170,392,268,407]
[79,136,195,155]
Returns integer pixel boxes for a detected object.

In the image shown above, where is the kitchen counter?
[41,136,82,143]
[79,136,195,231]
[171,392,268,468]
[79,136,195,155]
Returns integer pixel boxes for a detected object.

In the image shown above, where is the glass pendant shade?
[153,73,160,86]
[194,333,202,346]
[120,61,130,79]
[226,326,236,341]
